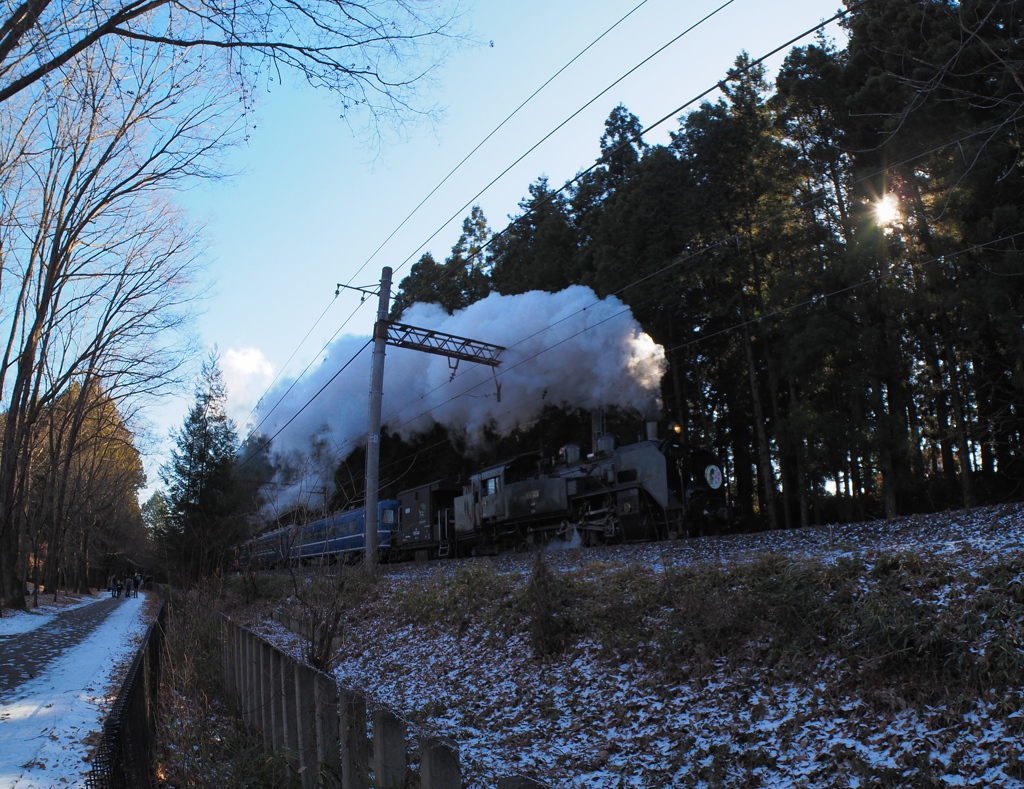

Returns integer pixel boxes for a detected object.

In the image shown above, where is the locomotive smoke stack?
[646,421,659,441]
[591,409,606,456]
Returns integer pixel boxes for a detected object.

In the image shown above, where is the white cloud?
[221,346,275,429]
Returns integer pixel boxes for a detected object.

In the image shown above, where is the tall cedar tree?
[391,206,493,318]
[350,0,1024,532]
[161,356,243,581]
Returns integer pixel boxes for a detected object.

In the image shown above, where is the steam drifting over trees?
[277,0,1023,531]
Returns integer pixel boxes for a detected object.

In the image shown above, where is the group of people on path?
[107,572,143,599]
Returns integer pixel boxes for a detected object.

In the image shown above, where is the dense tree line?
[0,40,221,608]
[21,384,148,601]
[391,0,1024,530]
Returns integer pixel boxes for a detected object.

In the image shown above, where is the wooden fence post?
[338,688,368,789]
[219,616,228,698]
[261,639,273,745]
[220,623,512,789]
[294,663,318,789]
[420,736,460,789]
[227,619,237,702]
[241,630,253,728]
[271,646,286,752]
[248,628,259,727]
[372,708,407,789]
[280,649,299,774]
[314,671,342,787]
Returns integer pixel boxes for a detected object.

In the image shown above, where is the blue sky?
[148,0,847,492]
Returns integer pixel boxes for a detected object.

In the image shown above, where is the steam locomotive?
[241,420,730,566]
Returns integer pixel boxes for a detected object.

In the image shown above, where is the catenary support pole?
[364,266,392,564]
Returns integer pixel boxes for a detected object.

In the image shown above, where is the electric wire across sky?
[242,2,862,470]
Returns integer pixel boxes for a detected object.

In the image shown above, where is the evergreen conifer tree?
[161,354,243,581]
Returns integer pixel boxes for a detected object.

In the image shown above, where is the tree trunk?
[740,295,779,529]
[942,346,974,508]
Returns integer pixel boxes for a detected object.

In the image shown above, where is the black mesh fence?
[85,597,167,789]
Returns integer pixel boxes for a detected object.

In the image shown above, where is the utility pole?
[359,266,504,564]
[364,267,392,564]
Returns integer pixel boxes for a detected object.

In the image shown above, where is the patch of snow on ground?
[252,505,1024,788]
[0,593,153,789]
[0,596,104,638]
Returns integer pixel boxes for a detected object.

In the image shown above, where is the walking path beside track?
[0,595,125,696]
[0,592,152,789]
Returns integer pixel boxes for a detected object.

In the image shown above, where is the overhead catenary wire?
[240,0,669,439]
[244,0,866,468]
[351,220,1024,491]
[240,340,372,468]
[393,0,864,323]
[355,230,1000,494]
[237,292,337,430]
[251,0,1009,492]
[245,298,371,440]
[393,0,746,305]
[249,6,1024,523]
[362,4,875,423]
[341,0,659,290]
[326,116,1014,469]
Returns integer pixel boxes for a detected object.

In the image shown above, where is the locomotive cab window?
[484,476,501,497]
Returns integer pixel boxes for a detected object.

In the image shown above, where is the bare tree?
[0,0,460,127]
[0,38,235,610]
[24,382,147,601]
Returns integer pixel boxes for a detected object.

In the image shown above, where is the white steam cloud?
[255,287,666,511]
[221,346,274,429]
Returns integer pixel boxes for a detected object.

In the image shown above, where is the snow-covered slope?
[251,505,1024,789]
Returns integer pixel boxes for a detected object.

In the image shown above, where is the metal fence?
[85,597,167,789]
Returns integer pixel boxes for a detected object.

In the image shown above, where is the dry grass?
[257,542,1024,713]
[239,506,1024,787]
[155,585,299,789]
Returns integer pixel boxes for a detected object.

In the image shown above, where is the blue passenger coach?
[242,500,400,566]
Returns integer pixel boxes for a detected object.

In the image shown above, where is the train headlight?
[705,465,723,490]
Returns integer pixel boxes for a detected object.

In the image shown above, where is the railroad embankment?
[162,505,1024,788]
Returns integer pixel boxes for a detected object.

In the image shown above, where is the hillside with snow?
[242,504,1024,789]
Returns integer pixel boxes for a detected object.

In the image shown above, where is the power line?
[258,0,1010,487]
[240,0,666,443]
[342,0,659,289]
[393,0,746,304]
[346,119,1015,461]
[238,292,337,430]
[239,340,371,468]
[245,298,370,440]
[245,1,868,472]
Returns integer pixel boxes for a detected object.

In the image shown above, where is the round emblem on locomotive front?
[705,464,723,489]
